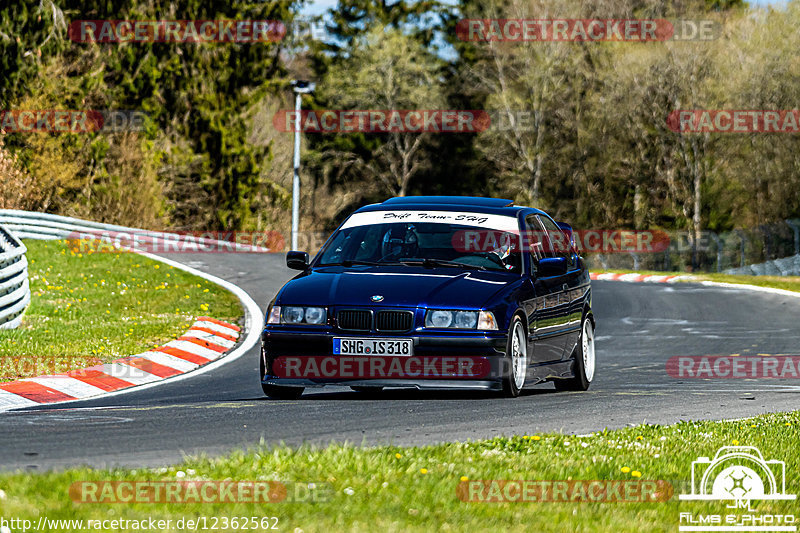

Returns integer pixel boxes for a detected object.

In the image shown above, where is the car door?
[523,215,569,363]
[539,215,583,359]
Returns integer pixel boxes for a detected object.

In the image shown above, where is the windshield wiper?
[318,260,382,267]
[398,258,487,271]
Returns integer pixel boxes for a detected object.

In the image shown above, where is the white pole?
[291,91,301,250]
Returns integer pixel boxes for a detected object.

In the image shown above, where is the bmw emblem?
[371,295,384,302]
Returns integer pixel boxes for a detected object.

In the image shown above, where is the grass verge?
[0,412,798,531]
[599,269,800,293]
[0,239,243,382]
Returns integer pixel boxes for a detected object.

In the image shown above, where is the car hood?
[277,266,516,309]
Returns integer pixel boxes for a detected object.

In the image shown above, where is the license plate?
[333,338,413,356]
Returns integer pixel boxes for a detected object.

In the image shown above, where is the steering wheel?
[482,251,509,268]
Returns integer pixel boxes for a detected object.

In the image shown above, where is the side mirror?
[556,222,576,252]
[538,257,567,277]
[286,251,310,270]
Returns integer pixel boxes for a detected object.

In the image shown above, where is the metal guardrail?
[584,220,800,274]
[0,209,274,329]
[0,223,30,330]
[0,209,268,252]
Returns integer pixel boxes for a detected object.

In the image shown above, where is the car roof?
[355,196,546,216]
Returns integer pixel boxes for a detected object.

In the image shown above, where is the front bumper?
[261,329,508,387]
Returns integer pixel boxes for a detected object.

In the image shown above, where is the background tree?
[1,0,297,231]
[318,27,445,197]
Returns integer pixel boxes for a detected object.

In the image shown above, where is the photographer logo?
[678,446,795,532]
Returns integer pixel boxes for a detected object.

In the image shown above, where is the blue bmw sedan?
[260,196,594,398]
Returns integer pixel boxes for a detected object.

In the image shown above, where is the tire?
[261,383,304,399]
[554,315,595,392]
[501,315,528,398]
[260,344,304,399]
[350,386,383,395]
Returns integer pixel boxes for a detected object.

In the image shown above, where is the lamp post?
[290,80,315,250]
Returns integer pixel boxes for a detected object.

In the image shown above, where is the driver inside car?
[381,225,419,260]
[472,231,519,271]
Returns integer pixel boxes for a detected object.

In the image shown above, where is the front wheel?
[554,315,595,391]
[501,315,528,397]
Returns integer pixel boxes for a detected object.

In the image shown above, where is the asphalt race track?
[2,253,800,471]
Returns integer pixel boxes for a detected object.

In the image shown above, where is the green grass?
[598,269,800,293]
[0,412,798,531]
[691,273,800,292]
[0,239,243,382]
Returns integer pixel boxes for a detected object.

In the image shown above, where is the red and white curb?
[0,317,241,410]
[590,272,695,283]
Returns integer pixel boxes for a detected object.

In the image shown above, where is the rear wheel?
[501,316,527,397]
[554,315,595,391]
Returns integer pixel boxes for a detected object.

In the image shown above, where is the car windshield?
[317,219,522,273]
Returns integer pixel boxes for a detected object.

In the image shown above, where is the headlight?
[304,307,326,324]
[268,306,327,325]
[426,310,453,328]
[425,310,495,330]
[454,311,478,329]
[283,306,306,324]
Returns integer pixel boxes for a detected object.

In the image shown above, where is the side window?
[539,215,578,270]
[538,215,569,260]
[524,216,546,273]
